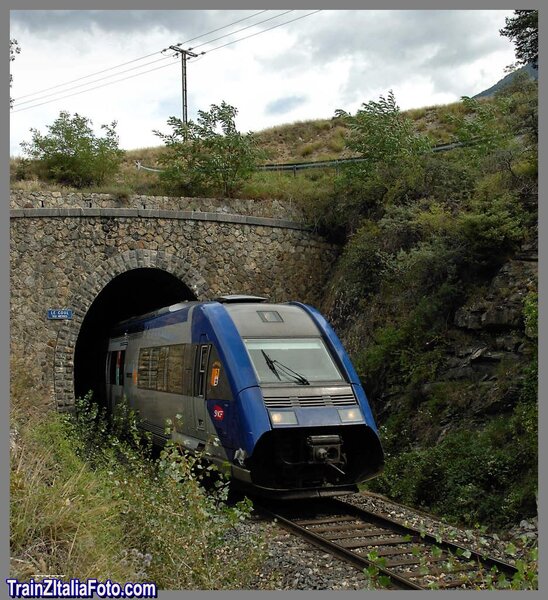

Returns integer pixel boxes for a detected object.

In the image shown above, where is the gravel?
[231,490,537,590]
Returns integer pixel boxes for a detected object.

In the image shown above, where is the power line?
[189,10,294,51]
[176,9,269,46]
[13,54,177,108]
[196,10,322,56]
[14,50,165,101]
[11,61,179,114]
[12,10,271,103]
[12,11,287,110]
[11,10,323,114]
[166,10,294,123]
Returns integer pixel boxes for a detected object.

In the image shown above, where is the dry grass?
[10,97,490,199]
[9,357,266,589]
[10,358,136,581]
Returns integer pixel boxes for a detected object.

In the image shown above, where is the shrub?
[10,363,265,589]
[332,90,432,227]
[20,111,124,188]
[456,192,525,266]
[154,101,266,198]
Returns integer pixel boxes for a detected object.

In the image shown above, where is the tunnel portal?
[74,268,196,404]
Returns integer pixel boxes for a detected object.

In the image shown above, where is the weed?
[10,363,265,589]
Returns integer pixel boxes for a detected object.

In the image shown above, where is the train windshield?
[244,338,344,384]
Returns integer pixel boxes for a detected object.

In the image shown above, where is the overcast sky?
[9,9,516,157]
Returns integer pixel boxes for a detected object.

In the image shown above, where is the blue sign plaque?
[47,309,73,320]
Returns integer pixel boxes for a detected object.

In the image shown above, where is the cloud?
[10,10,215,36]
[265,95,307,116]
[9,10,517,155]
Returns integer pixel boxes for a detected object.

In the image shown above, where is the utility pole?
[169,45,199,124]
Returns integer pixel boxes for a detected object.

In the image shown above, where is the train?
[105,295,384,499]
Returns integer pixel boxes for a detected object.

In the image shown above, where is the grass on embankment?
[10,358,266,589]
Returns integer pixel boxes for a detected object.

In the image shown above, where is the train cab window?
[244,338,344,384]
[206,346,233,401]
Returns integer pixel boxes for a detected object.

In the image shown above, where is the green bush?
[456,192,525,267]
[10,373,265,589]
[155,101,266,198]
[367,385,537,530]
[20,111,124,188]
[332,90,431,227]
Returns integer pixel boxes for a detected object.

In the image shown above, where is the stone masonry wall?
[10,192,339,408]
[9,190,302,220]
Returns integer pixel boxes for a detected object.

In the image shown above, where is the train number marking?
[213,405,224,421]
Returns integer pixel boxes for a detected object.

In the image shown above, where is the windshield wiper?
[261,350,281,381]
[271,359,310,385]
[260,350,310,385]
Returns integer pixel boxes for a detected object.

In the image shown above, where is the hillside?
[473,63,538,99]
[315,79,538,530]
[11,97,478,194]
[10,78,538,532]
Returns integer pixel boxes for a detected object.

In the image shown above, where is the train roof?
[223,302,319,337]
[109,297,320,339]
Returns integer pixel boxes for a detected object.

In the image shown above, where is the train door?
[106,347,126,412]
[193,343,210,437]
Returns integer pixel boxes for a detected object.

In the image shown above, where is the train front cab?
[205,300,384,499]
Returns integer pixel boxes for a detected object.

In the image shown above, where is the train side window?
[195,344,210,397]
[166,344,184,394]
[182,344,193,396]
[156,347,169,392]
[138,344,190,394]
[138,348,152,389]
[206,346,233,401]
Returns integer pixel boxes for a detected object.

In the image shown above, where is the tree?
[333,91,431,229]
[154,101,265,197]
[21,111,124,188]
[10,38,21,108]
[500,10,538,68]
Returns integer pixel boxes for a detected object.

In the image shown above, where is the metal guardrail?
[135,134,513,175]
[256,141,468,173]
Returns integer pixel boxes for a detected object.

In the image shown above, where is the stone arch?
[53,249,210,409]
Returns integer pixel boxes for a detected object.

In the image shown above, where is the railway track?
[258,497,519,590]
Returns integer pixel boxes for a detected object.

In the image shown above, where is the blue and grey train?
[105,295,384,498]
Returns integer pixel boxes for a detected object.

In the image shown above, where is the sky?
[9,9,517,157]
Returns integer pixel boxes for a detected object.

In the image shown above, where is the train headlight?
[337,408,363,423]
[269,410,298,425]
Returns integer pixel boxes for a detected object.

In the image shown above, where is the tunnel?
[74,268,197,405]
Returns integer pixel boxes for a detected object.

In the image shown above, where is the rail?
[257,497,519,590]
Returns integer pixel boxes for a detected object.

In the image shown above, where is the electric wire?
[11,61,178,113]
[16,9,291,108]
[189,10,294,51]
[14,50,165,101]
[11,10,322,113]
[176,9,269,46]
[12,9,270,104]
[194,10,322,56]
[14,54,177,107]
